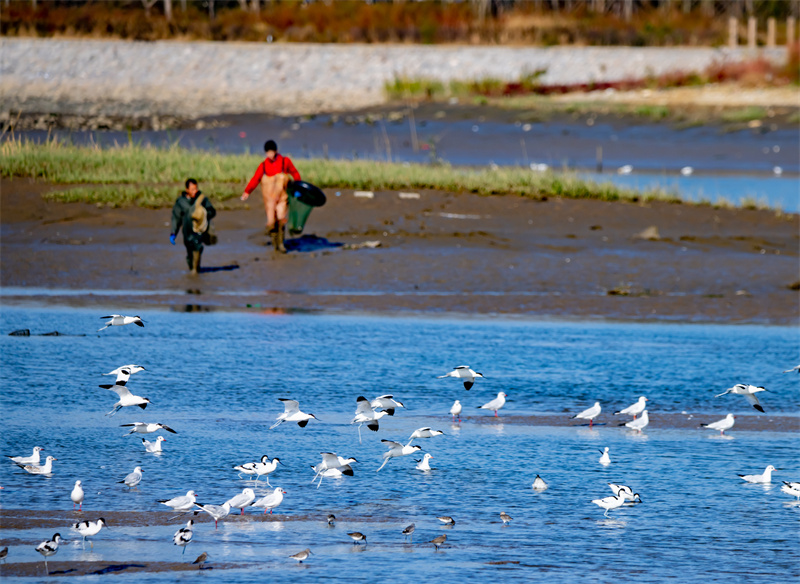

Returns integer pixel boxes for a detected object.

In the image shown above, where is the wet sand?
[0,560,234,577]
[1,178,798,324]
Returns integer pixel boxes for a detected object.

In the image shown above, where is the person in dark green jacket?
[170,178,216,275]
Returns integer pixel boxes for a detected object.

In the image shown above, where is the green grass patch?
[720,106,767,124]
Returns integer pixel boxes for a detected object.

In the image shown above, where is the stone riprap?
[1,38,787,117]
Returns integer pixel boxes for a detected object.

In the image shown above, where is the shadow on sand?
[198,265,240,274]
[285,235,343,253]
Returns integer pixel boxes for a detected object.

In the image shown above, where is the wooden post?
[623,0,633,22]
[767,17,775,47]
[788,17,796,46]
[747,16,756,49]
[164,0,172,22]
[729,17,738,48]
[251,0,260,13]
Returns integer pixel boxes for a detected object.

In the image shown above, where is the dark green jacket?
[170,191,216,240]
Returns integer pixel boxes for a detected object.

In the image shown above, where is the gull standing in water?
[22,456,57,475]
[573,402,601,427]
[226,488,256,514]
[270,399,318,429]
[142,436,166,453]
[7,446,43,465]
[99,369,152,416]
[438,366,484,390]
[289,549,312,563]
[532,475,548,490]
[624,410,650,433]
[35,533,61,574]
[120,466,143,489]
[415,453,434,471]
[371,395,406,416]
[780,481,800,500]
[252,487,286,515]
[715,383,768,413]
[591,492,627,517]
[352,396,388,444]
[477,392,507,417]
[702,413,736,435]
[449,400,462,423]
[70,480,85,510]
[121,422,177,436]
[173,520,193,554]
[614,396,648,420]
[599,447,611,465]
[158,490,197,513]
[73,518,108,548]
[739,465,776,484]
[377,440,421,471]
[194,502,231,529]
[98,314,144,331]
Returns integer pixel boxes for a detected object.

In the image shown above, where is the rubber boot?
[276,225,287,254]
[190,251,201,275]
[269,226,280,252]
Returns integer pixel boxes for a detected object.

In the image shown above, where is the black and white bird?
[614,396,648,420]
[99,370,152,416]
[119,466,143,489]
[253,487,286,515]
[105,364,146,377]
[326,514,336,526]
[225,488,256,515]
[377,439,422,471]
[194,502,231,529]
[402,523,416,541]
[409,427,444,440]
[591,492,627,517]
[0,546,7,563]
[477,392,507,417]
[783,365,800,374]
[347,532,367,545]
[431,534,447,551]
[7,446,44,465]
[739,465,776,484]
[352,396,388,444]
[71,480,85,510]
[701,413,736,435]
[233,456,265,480]
[289,549,312,563]
[311,453,357,488]
[173,520,193,554]
[158,490,197,512]
[254,456,283,486]
[438,366,485,390]
[608,483,642,503]
[371,395,406,416]
[142,436,166,453]
[35,533,62,574]
[415,453,433,471]
[573,402,601,427]
[121,422,177,436]
[73,518,108,548]
[780,481,800,500]
[532,475,548,491]
[270,399,317,429]
[22,456,57,475]
[98,314,144,332]
[449,400,462,423]
[715,383,768,413]
[437,516,456,526]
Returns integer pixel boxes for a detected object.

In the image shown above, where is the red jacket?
[244,154,301,195]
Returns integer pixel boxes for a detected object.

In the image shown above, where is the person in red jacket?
[240,139,301,254]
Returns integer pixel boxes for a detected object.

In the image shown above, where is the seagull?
[193,552,209,569]
[680,166,694,176]
[120,466,143,489]
[437,516,456,526]
[739,465,776,484]
[105,364,146,377]
[415,453,433,471]
[327,514,336,526]
[35,533,62,574]
[438,366,484,390]
[500,512,512,525]
[142,436,166,453]
[701,413,736,435]
[377,439,422,471]
[225,488,255,514]
[617,164,633,175]
[7,446,44,465]
[532,475,548,490]
[252,487,286,515]
[98,314,144,331]
[614,396,648,420]
[402,523,416,542]
[599,447,611,465]
[99,370,152,416]
[624,410,649,433]
[347,532,367,545]
[254,457,283,486]
[173,520,193,554]
[449,400,462,423]
[591,492,627,517]
[780,481,800,500]
[158,490,197,512]
[477,392,507,417]
[431,534,447,551]
[73,518,108,548]
[194,502,231,529]
[22,456,57,475]
[311,453,357,488]
[121,422,177,436]
[783,365,800,374]
[410,427,444,440]
[608,484,642,503]
[573,402,601,427]
[71,480,84,510]
[371,395,406,416]
[289,549,312,563]
[270,399,317,429]
[352,396,388,444]
[715,383,768,413]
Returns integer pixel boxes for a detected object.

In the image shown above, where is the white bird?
[599,447,611,465]
[254,457,283,486]
[22,456,57,475]
[617,164,633,175]
[99,370,152,416]
[715,383,768,413]
[608,483,642,503]
[311,452,357,488]
[71,480,84,510]
[270,398,317,429]
[780,481,800,500]
[449,400,462,423]
[532,475,548,490]
[158,490,197,512]
[119,466,143,488]
[371,394,406,416]
[614,396,648,420]
[252,487,286,515]
[410,427,444,440]
[477,392,507,417]
[105,364,146,377]
[194,502,231,529]
[225,488,255,514]
[573,402,601,427]
[701,413,735,435]
[173,520,193,554]
[438,366,484,390]
[624,410,649,433]
[35,533,62,574]
[73,518,108,548]
[591,492,627,517]
[739,465,776,484]
[233,457,263,479]
[7,446,44,465]
[289,548,312,563]
[415,453,434,471]
[680,166,694,176]
[98,314,144,331]
[142,436,166,453]
[377,439,421,471]
[121,422,177,436]
[783,364,800,374]
[773,165,783,175]
[352,396,388,444]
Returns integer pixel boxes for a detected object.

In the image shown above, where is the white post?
[747,16,756,49]
[767,17,775,47]
[729,17,738,48]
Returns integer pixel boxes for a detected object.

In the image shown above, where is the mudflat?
[1,178,797,323]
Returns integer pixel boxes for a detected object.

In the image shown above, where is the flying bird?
[715,384,768,412]
[409,427,444,440]
[352,396,388,444]
[377,439,421,471]
[99,370,152,416]
[270,399,317,429]
[105,364,146,377]
[371,395,406,416]
[98,315,144,332]
[438,366,484,390]
[311,453,357,488]
[121,422,177,436]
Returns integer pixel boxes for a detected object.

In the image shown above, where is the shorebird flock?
[2,315,796,574]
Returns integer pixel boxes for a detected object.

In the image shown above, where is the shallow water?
[0,307,798,582]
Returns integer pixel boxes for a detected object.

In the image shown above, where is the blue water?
[1,307,798,582]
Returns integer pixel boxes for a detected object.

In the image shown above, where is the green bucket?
[287,181,326,236]
[288,196,314,236]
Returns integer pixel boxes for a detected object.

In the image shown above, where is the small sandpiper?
[500,512,512,525]
[347,532,367,545]
[402,523,416,541]
[437,516,455,526]
[289,548,312,563]
[327,514,336,526]
[431,534,447,551]
[192,552,209,569]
